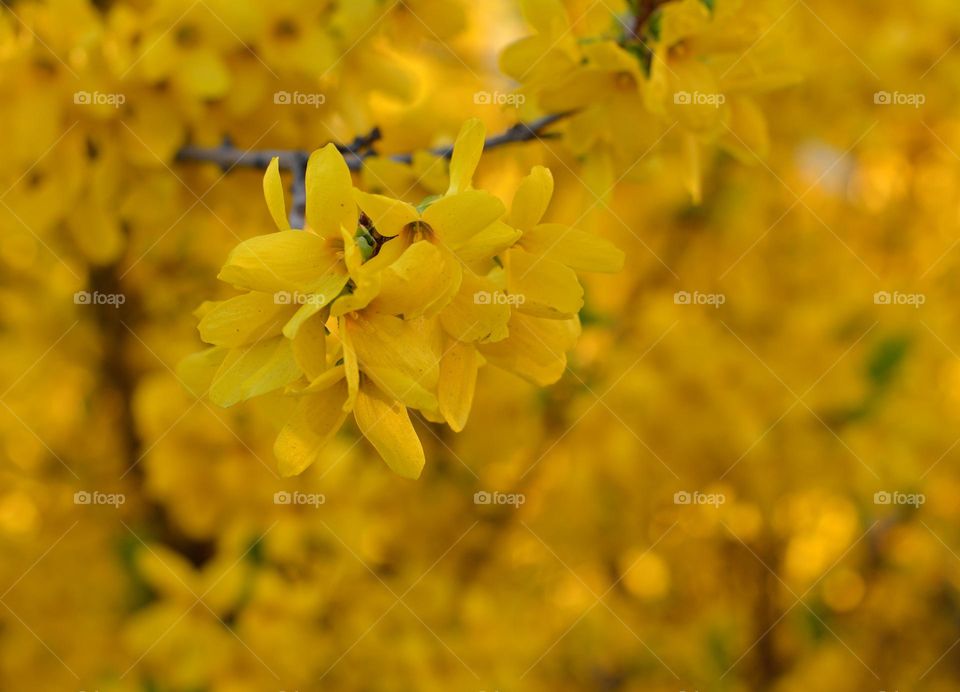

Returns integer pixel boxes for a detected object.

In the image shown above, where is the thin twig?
[176,112,573,173]
[630,0,670,38]
[175,111,575,226]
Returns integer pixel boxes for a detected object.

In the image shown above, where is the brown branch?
[630,0,670,38]
[175,111,576,227]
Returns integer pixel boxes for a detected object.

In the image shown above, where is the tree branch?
[175,111,575,226]
[630,0,670,38]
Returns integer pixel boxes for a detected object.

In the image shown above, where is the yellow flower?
[275,228,449,480]
[134,0,233,100]
[354,120,529,432]
[182,145,356,408]
[644,0,802,199]
[501,0,799,201]
[480,165,623,385]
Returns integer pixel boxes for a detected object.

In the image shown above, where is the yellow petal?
[582,41,643,75]
[520,0,569,35]
[439,270,511,343]
[422,190,506,251]
[540,67,622,112]
[411,151,450,194]
[179,50,231,99]
[719,96,770,164]
[447,118,485,195]
[177,346,228,398]
[659,0,711,46]
[208,337,301,407]
[263,157,289,231]
[507,248,584,318]
[282,301,324,340]
[363,365,438,411]
[330,268,381,318]
[198,292,292,347]
[339,225,365,278]
[354,382,425,479]
[291,309,329,379]
[438,339,483,432]
[361,157,416,194]
[304,364,346,393]
[520,224,625,273]
[339,316,360,411]
[345,313,440,393]
[682,134,703,205]
[353,190,419,237]
[274,380,349,477]
[456,220,522,263]
[135,545,195,598]
[218,230,349,296]
[480,313,580,386]
[499,35,575,83]
[305,143,357,235]
[370,241,462,319]
[510,166,554,230]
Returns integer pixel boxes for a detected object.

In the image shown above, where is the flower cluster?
[502,0,800,201]
[182,119,623,478]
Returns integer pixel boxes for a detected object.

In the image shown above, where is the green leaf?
[355,226,376,260]
[648,9,663,40]
[416,194,442,214]
[866,334,910,389]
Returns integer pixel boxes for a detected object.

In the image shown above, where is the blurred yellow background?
[2,0,960,690]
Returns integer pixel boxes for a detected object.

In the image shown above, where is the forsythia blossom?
[181,119,624,478]
[501,0,800,201]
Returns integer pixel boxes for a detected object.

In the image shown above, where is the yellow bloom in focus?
[481,165,624,385]
[179,145,356,410]
[352,119,520,431]
[182,120,623,480]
